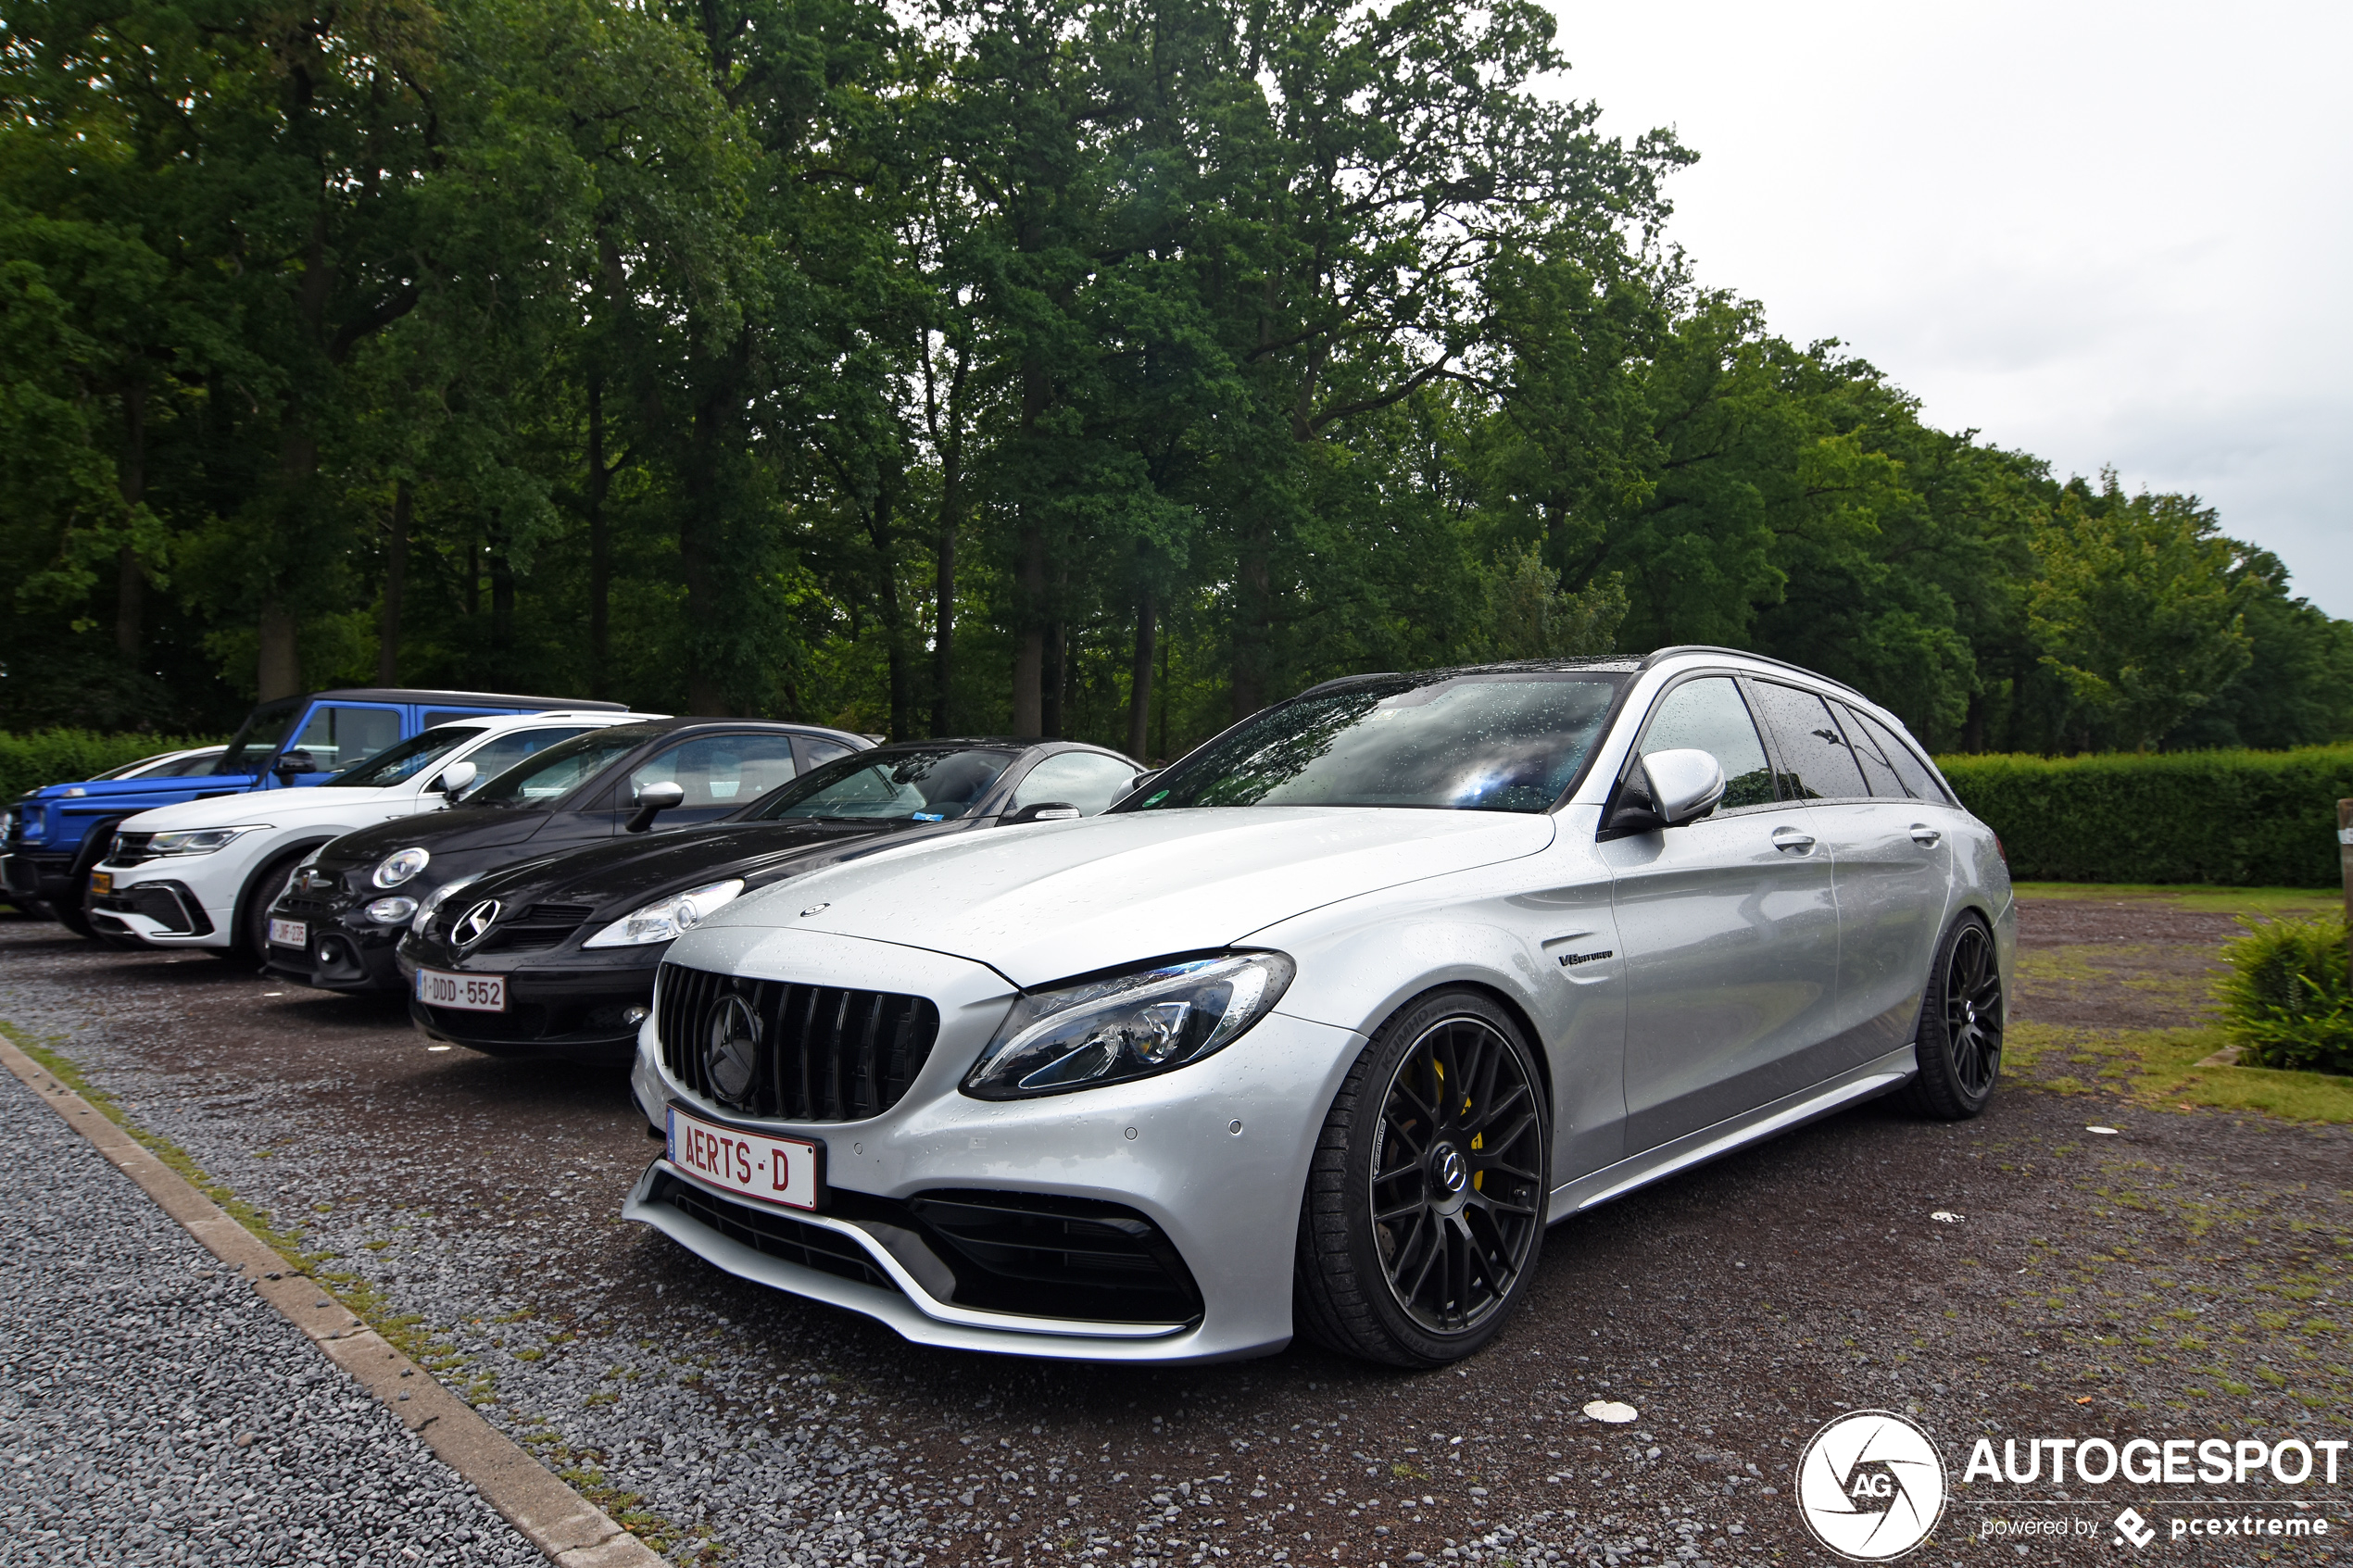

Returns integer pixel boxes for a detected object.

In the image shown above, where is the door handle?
[1909,824,1942,847]
[1770,825,1817,853]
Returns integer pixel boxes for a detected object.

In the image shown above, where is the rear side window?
[459,726,597,784]
[1850,709,1951,804]
[1745,683,1868,800]
[796,735,858,771]
[1012,752,1143,815]
[1831,703,1908,798]
[1638,677,1776,809]
[630,734,800,806]
[422,708,500,729]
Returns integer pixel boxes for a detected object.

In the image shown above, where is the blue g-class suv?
[3,687,623,938]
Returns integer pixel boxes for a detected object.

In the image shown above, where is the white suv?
[87,710,662,958]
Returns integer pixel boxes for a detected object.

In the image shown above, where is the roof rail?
[1638,646,1869,702]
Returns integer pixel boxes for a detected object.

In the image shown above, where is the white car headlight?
[366,896,419,923]
[372,847,431,888]
[150,826,266,856]
[409,873,476,938]
[963,951,1295,1100]
[582,880,746,948]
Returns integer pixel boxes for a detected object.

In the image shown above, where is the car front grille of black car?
[656,963,940,1123]
[272,891,342,920]
[107,832,157,865]
[472,902,596,953]
[648,1170,897,1292]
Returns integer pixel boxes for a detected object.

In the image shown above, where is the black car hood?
[464,818,925,919]
[321,805,565,868]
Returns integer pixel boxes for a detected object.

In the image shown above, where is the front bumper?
[405,956,660,1065]
[262,890,407,992]
[85,878,218,942]
[3,849,72,909]
[619,925,1364,1362]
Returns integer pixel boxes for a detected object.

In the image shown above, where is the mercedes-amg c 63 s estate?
[623,647,2012,1367]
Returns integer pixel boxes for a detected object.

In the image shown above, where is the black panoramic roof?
[307,687,628,711]
[1293,657,1642,701]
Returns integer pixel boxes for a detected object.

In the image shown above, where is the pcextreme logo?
[1795,1410,1948,1562]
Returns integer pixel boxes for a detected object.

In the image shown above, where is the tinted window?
[797,735,859,771]
[1852,709,1951,804]
[423,708,499,729]
[460,726,596,786]
[1012,752,1142,815]
[323,726,486,788]
[145,749,224,777]
[468,728,660,808]
[1745,682,1868,800]
[755,746,1017,822]
[220,697,302,774]
[1638,678,1775,809]
[291,704,404,773]
[629,734,799,808]
[1831,703,1908,798]
[1138,674,1623,813]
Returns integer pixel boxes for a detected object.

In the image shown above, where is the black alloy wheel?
[1908,913,2003,1120]
[1295,988,1549,1367]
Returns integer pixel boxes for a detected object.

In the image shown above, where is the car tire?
[1293,987,1550,1368]
[233,848,313,962]
[1906,912,2004,1121]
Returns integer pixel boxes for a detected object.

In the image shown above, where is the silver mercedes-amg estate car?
[624,646,2012,1366]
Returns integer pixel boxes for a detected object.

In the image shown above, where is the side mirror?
[432,760,478,799]
[625,780,686,834]
[1002,801,1081,825]
[272,748,318,785]
[1645,748,1727,825]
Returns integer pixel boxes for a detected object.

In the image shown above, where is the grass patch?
[2009,883,2339,917]
[2008,1020,2353,1124]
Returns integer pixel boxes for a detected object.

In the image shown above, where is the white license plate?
[667,1105,823,1211]
[415,967,506,1013]
[268,918,306,947]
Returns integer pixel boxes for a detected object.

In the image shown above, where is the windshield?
[322,726,485,788]
[752,746,1017,822]
[1134,673,1624,813]
[464,726,659,809]
[220,698,301,774]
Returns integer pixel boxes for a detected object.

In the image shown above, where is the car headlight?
[372,847,431,888]
[366,896,419,923]
[409,874,477,938]
[581,879,746,948]
[962,951,1295,1100]
[150,826,265,856]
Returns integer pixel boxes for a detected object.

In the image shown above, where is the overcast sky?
[1541,0,2352,617]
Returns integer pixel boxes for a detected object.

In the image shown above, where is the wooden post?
[2340,798,2352,990]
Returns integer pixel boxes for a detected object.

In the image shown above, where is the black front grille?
[651,1171,897,1291]
[656,963,939,1123]
[108,832,157,866]
[274,892,340,919]
[476,902,596,953]
[904,1189,1204,1324]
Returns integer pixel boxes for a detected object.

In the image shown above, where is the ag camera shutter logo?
[1795,1410,1947,1561]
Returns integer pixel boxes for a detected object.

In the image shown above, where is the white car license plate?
[415,967,505,1013]
[667,1105,823,1211]
[268,918,306,947]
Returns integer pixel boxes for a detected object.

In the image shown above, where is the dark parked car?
[264,718,870,994]
[397,739,1145,1063]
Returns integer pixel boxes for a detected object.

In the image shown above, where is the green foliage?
[1938,746,2353,888]
[2218,915,2353,1076]
[0,730,223,803]
[1474,543,1626,661]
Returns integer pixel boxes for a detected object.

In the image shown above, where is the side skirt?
[1548,1044,1918,1222]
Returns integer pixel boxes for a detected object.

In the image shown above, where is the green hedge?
[0,730,227,804]
[1935,746,2353,887]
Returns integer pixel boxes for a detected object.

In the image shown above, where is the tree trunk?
[932,516,957,736]
[870,468,912,742]
[1126,596,1156,761]
[114,381,146,659]
[586,376,611,698]
[1012,515,1045,735]
[682,379,730,716]
[258,599,301,701]
[1157,625,1171,760]
[489,542,515,675]
[1230,527,1271,721]
[377,480,409,684]
[1042,620,1065,740]
[1961,688,1985,754]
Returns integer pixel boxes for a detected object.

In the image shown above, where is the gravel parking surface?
[0,1050,544,1567]
[2,898,2347,1566]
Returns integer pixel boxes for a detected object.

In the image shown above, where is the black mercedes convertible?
[396,738,1145,1063]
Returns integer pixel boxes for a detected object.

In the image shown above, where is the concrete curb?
[0,1032,667,1568]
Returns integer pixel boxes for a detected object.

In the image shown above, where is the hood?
[698,807,1556,988]
[460,818,917,917]
[120,782,417,834]
[314,803,558,867]
[32,772,258,807]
